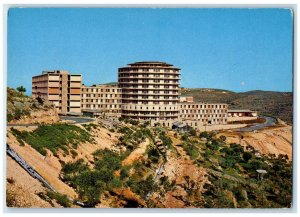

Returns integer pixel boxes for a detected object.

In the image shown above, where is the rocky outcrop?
[8,108,60,125]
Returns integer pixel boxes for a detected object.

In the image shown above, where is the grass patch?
[11,124,93,156]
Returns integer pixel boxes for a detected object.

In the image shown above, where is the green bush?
[127,175,157,198]
[199,131,212,140]
[46,190,71,207]
[182,143,199,160]
[242,152,252,162]
[147,146,160,163]
[70,149,78,158]
[61,149,124,207]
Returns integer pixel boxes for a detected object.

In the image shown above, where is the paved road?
[234,116,277,132]
[60,116,95,124]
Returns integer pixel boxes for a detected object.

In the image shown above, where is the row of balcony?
[118,71,180,75]
[118,81,179,85]
[118,76,180,80]
[120,86,180,90]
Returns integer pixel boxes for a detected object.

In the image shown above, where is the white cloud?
[241,81,245,86]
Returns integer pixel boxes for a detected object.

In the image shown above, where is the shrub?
[189,128,197,137]
[182,143,199,160]
[242,152,252,162]
[120,166,130,180]
[128,175,157,198]
[46,190,71,207]
[159,132,172,149]
[199,131,212,140]
[61,149,123,207]
[70,149,78,158]
[147,146,160,163]
[219,135,226,142]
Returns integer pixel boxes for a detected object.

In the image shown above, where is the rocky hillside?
[6,118,292,208]
[181,88,293,125]
[7,87,60,124]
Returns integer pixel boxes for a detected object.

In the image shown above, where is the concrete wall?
[227,116,257,122]
[195,124,247,132]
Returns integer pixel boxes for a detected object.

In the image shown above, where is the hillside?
[7,87,60,124]
[6,118,292,208]
[181,88,293,124]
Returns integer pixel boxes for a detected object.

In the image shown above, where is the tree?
[220,135,226,142]
[242,152,252,162]
[16,86,26,93]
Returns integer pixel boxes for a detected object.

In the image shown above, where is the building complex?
[32,61,257,130]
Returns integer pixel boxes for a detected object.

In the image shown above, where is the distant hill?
[102,82,118,85]
[181,88,293,124]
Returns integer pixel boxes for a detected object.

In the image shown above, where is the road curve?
[233,116,277,132]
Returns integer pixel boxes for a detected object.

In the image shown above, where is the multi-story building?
[118,61,181,126]
[31,62,257,131]
[81,84,122,118]
[179,102,228,127]
[32,70,82,114]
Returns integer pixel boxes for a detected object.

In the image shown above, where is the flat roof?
[228,109,256,113]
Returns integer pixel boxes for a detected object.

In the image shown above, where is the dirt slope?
[6,156,55,208]
[218,125,292,160]
[122,138,150,166]
[6,123,121,202]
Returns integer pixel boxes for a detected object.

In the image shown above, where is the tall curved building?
[118,61,181,126]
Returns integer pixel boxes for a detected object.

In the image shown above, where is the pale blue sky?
[7,8,293,94]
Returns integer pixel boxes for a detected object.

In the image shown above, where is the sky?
[7,8,293,94]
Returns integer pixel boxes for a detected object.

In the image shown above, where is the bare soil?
[218,125,292,160]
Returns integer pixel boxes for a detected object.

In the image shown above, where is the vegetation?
[16,86,26,93]
[46,190,71,207]
[184,131,293,208]
[61,149,124,207]
[83,123,99,131]
[118,125,154,151]
[11,124,93,156]
[7,87,54,122]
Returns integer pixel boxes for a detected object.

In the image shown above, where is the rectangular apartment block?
[32,70,82,115]
[179,102,228,127]
[81,84,122,118]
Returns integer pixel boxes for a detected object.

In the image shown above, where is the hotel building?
[32,62,256,130]
[118,61,181,126]
[81,84,122,118]
[32,70,82,114]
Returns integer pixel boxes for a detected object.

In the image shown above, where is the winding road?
[233,116,277,132]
